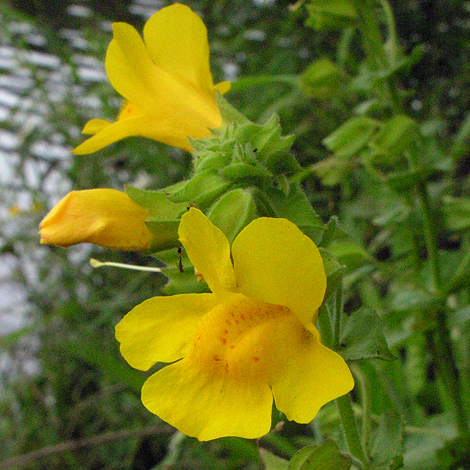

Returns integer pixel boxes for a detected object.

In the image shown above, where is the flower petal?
[82,119,112,134]
[271,325,354,422]
[143,4,213,93]
[73,113,193,155]
[106,20,220,132]
[231,217,326,329]
[215,81,231,94]
[39,189,151,250]
[105,22,159,110]
[115,293,219,370]
[178,208,236,294]
[141,357,273,440]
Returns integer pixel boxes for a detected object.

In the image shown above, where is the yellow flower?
[116,208,354,440]
[73,4,230,155]
[39,189,151,250]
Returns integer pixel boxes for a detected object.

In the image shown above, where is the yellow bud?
[39,189,151,250]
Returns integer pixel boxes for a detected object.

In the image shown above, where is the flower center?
[187,293,310,382]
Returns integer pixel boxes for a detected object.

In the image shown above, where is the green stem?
[336,395,368,466]
[351,0,404,114]
[351,364,372,462]
[410,156,468,434]
[333,275,343,348]
[430,311,469,435]
[443,243,470,297]
[415,181,442,291]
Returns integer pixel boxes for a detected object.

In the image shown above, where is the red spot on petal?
[229,345,235,349]
[226,320,232,325]
[253,356,260,362]
[223,329,229,334]
[214,355,221,361]
[240,314,246,320]
[225,363,229,372]
[220,338,227,344]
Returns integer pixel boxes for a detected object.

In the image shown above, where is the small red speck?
[229,345,235,349]
[220,338,227,344]
[223,329,229,334]
[253,357,260,362]
[225,363,229,372]
[240,314,246,320]
[214,355,221,361]
[226,320,232,325]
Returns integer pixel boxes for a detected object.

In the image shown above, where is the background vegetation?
[1,0,470,468]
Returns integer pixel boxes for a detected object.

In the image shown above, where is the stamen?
[90,258,164,273]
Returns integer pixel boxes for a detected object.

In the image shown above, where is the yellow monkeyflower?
[39,189,151,250]
[116,208,354,440]
[73,4,230,155]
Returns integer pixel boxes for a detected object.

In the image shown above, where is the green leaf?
[289,440,351,470]
[442,195,470,230]
[321,216,349,246]
[300,58,343,99]
[319,248,344,300]
[264,181,325,242]
[369,115,418,157]
[370,411,404,470]
[328,240,373,273]
[339,307,395,361]
[323,116,380,158]
[437,436,470,470]
[305,0,357,31]
[259,449,290,470]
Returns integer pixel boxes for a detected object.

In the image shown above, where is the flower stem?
[336,394,367,466]
[351,364,372,462]
[351,0,404,114]
[412,169,469,434]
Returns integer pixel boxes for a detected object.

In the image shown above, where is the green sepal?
[261,181,325,243]
[207,189,256,243]
[239,115,298,175]
[300,57,344,99]
[370,411,404,470]
[288,439,351,470]
[125,186,188,252]
[319,248,344,301]
[338,307,395,361]
[194,114,299,177]
[167,169,232,209]
[194,151,231,173]
[305,0,357,31]
[217,93,252,127]
[220,162,273,181]
[323,116,380,158]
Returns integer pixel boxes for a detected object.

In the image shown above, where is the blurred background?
[1,0,470,468]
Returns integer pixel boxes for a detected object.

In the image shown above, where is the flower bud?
[39,189,151,250]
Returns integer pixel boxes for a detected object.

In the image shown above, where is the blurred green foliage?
[1,0,470,469]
